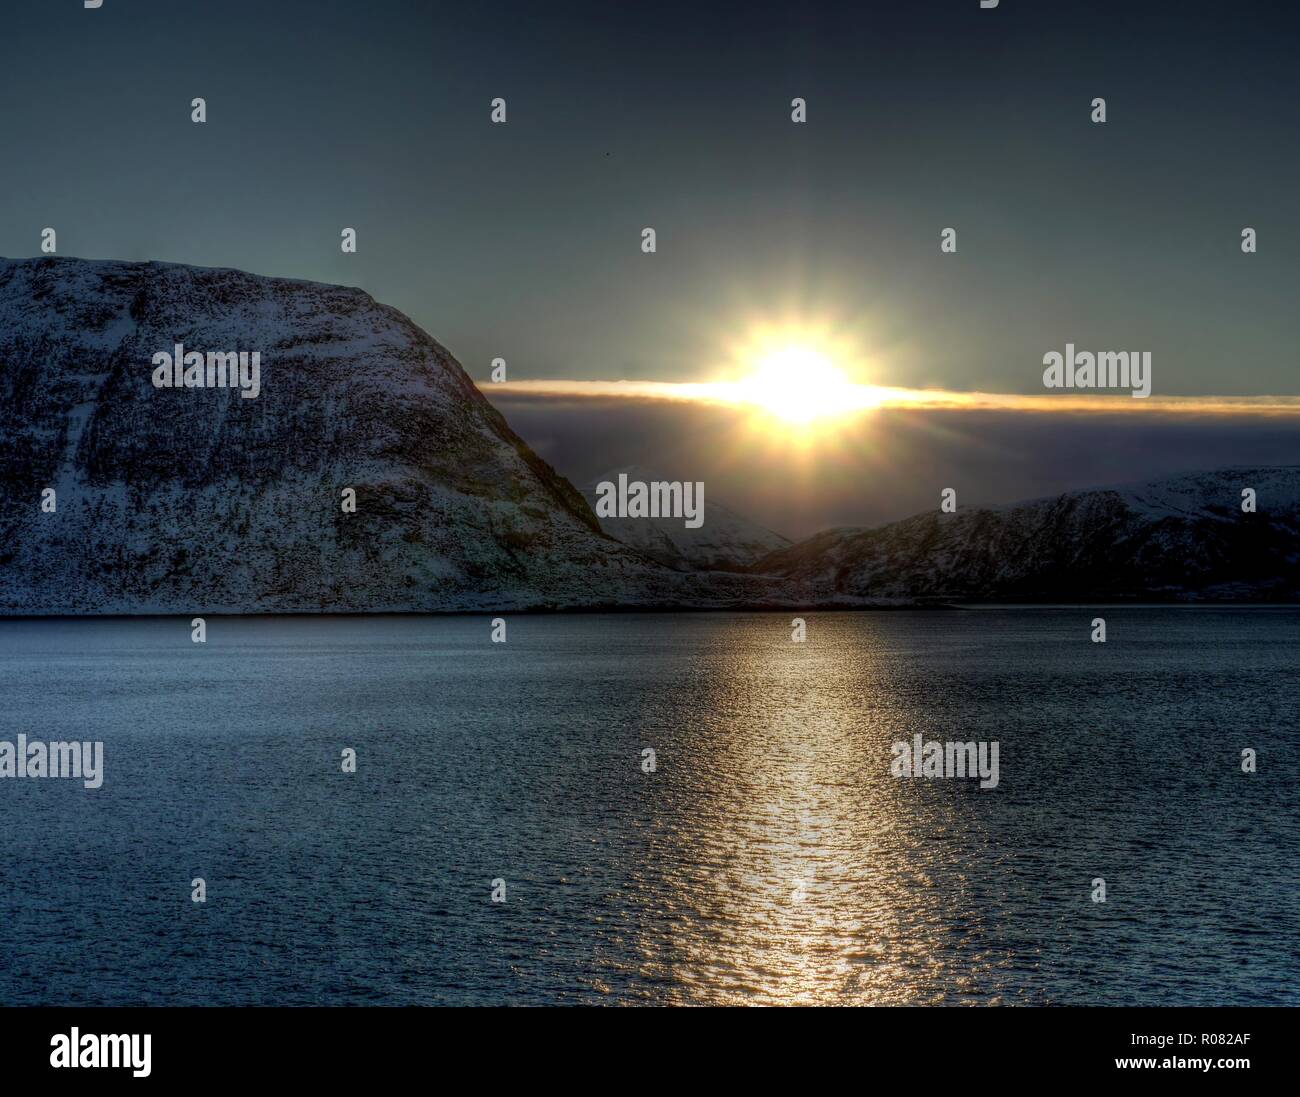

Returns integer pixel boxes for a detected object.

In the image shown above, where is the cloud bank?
[484,384,1300,539]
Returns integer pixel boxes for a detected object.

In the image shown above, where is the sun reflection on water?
[621,616,998,1005]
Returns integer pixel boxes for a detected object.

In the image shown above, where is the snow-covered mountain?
[0,256,773,613]
[582,466,790,571]
[751,467,1300,603]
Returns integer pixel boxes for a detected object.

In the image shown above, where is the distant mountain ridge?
[750,467,1300,603]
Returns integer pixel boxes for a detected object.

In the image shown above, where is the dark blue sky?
[3,0,1298,395]
[3,0,1299,533]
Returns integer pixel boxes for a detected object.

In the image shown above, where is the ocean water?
[0,609,1295,1006]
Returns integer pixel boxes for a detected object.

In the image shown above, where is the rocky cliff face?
[751,467,1300,603]
[0,256,767,613]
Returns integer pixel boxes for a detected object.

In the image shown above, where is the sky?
[2,0,1298,536]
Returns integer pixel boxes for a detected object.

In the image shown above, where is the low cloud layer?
[486,389,1300,539]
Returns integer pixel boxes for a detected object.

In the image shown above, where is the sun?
[737,345,859,425]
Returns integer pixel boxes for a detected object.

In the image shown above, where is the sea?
[0,608,1295,1005]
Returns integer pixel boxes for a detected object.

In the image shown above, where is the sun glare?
[737,345,859,425]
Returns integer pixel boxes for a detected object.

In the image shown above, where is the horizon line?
[480,379,1300,417]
